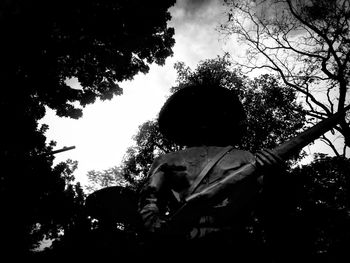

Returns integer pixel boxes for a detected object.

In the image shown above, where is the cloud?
[177,0,217,16]
[170,0,225,26]
[167,0,231,68]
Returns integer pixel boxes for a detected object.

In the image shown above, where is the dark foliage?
[288,155,350,262]
[121,57,306,187]
[70,57,349,262]
[0,0,175,256]
[245,155,350,263]
[113,58,350,262]
[43,186,143,261]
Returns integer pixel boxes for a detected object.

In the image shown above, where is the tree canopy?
[0,0,175,255]
[85,167,132,194]
[114,56,306,189]
[2,0,175,119]
[82,57,349,262]
[220,0,350,156]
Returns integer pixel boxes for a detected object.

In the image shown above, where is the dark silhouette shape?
[85,186,141,230]
[138,83,283,261]
[138,83,349,261]
[0,0,176,256]
[82,186,142,260]
[158,84,246,146]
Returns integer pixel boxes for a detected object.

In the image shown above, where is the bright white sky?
[40,0,344,187]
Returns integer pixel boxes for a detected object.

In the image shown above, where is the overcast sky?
[40,0,342,187]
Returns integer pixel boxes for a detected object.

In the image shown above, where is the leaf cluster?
[119,57,306,188]
[260,155,350,261]
[0,0,175,254]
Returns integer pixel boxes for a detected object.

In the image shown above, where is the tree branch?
[320,134,340,157]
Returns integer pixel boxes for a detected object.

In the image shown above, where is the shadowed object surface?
[85,186,139,226]
[158,85,246,146]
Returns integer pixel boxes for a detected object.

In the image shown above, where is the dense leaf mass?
[261,155,350,262]
[1,0,175,118]
[0,0,175,255]
[119,57,306,189]
[80,57,349,262]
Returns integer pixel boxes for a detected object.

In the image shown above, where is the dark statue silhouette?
[85,84,349,262]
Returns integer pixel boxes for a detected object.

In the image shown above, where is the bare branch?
[220,0,350,152]
[286,0,343,69]
[326,84,335,113]
[320,134,340,157]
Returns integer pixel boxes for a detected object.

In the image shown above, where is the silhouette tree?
[85,167,132,194]
[259,155,350,262]
[81,57,311,261]
[173,57,306,153]
[220,0,350,156]
[46,185,141,261]
[289,155,350,262]
[86,56,348,261]
[0,0,175,256]
[119,57,307,262]
[117,57,306,189]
